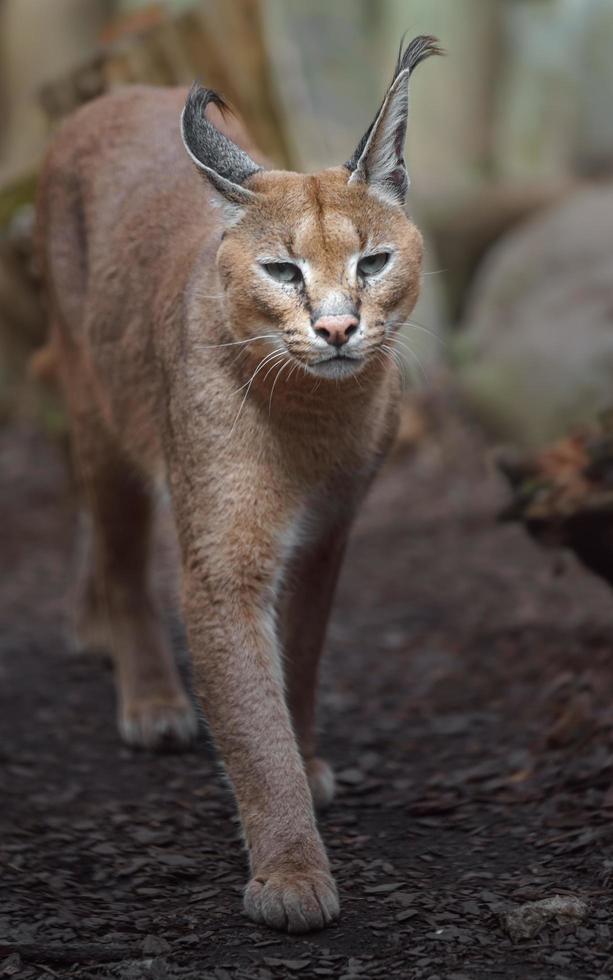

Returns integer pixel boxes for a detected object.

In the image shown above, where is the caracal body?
[35,37,440,932]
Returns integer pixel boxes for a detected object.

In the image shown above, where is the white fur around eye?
[263,261,301,284]
[358,252,390,277]
[347,252,361,281]
[257,256,311,286]
[349,248,395,282]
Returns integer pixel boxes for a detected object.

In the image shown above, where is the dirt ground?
[3,404,613,980]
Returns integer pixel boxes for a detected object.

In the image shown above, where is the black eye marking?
[358,252,390,278]
[262,261,303,285]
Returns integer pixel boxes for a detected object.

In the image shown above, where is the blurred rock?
[420,179,575,321]
[504,895,588,941]
[141,935,171,957]
[456,185,613,446]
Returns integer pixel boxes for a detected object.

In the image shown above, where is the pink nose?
[313,314,359,348]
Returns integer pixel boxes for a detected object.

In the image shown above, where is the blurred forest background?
[7,8,613,974]
[3,0,613,448]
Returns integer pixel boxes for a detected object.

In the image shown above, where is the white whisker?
[233,349,285,396]
[374,349,402,388]
[195,333,278,351]
[268,357,294,414]
[392,336,436,362]
[261,352,290,387]
[384,339,427,385]
[387,318,443,344]
[228,349,286,435]
[287,360,303,386]
[381,343,410,389]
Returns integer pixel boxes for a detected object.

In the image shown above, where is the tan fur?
[35,65,429,932]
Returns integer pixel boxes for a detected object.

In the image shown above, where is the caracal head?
[181,35,442,381]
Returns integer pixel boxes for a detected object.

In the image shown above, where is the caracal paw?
[119,694,198,750]
[244,868,339,933]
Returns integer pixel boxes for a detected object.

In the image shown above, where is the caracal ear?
[180,84,263,207]
[346,35,443,207]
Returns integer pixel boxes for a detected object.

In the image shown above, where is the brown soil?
[2,407,613,980]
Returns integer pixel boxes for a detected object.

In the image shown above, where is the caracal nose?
[313,314,359,348]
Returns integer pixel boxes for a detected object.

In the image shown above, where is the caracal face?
[181,37,442,387]
[216,168,423,380]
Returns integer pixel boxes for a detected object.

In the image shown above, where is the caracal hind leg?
[282,521,350,810]
[69,405,197,749]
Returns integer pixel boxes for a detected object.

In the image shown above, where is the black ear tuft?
[346,34,443,204]
[181,83,262,206]
[395,33,445,77]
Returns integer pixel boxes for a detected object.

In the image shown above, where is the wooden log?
[37,4,293,167]
[498,413,613,586]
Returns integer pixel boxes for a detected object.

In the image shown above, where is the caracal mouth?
[303,352,366,379]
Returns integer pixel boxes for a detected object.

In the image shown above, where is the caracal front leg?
[282,519,351,810]
[178,497,339,932]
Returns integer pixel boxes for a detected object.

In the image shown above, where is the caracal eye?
[263,261,302,285]
[358,252,390,278]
